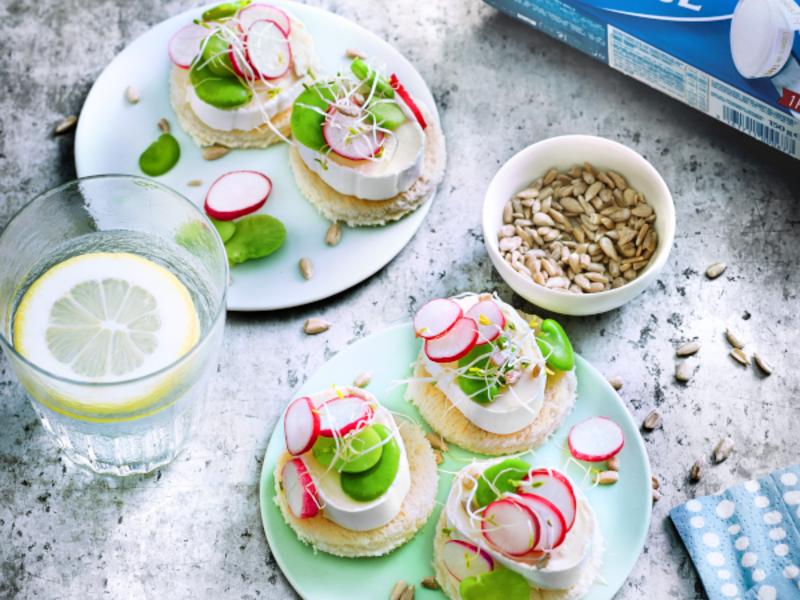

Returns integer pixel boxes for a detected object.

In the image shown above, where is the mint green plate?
[259,324,652,599]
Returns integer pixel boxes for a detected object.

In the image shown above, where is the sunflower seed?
[516,188,539,199]
[607,455,620,471]
[426,433,448,453]
[533,212,555,227]
[299,258,314,280]
[730,348,750,366]
[606,376,623,390]
[651,476,660,490]
[353,371,373,388]
[726,328,745,349]
[188,180,202,187]
[202,145,230,160]
[398,585,415,600]
[503,202,513,224]
[714,437,734,462]
[345,47,367,59]
[652,489,661,502]
[125,85,140,104]
[753,352,773,375]
[325,221,342,246]
[631,204,653,218]
[55,115,77,134]
[676,360,694,382]
[706,263,727,279]
[303,318,331,334]
[420,576,439,590]
[608,171,627,190]
[335,102,360,117]
[677,341,700,356]
[435,451,444,465]
[390,581,408,600]
[643,410,661,430]
[690,458,705,481]
[546,276,569,289]
[157,118,170,134]
[594,471,619,485]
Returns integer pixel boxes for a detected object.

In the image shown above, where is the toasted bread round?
[288,100,446,227]
[431,510,605,600]
[405,323,577,457]
[273,417,439,557]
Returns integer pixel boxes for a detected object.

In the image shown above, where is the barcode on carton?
[722,107,798,155]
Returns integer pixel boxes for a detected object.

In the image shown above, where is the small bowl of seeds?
[483,135,675,316]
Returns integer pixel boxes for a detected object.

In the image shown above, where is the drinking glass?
[0,175,228,475]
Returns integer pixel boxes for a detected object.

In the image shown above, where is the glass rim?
[0,173,228,389]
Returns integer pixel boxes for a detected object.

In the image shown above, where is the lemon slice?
[13,252,200,383]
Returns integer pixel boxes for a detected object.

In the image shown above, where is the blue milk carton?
[482,0,800,158]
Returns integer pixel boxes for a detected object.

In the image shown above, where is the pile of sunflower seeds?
[498,163,658,293]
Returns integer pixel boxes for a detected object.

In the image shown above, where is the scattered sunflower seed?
[435,451,444,465]
[188,180,202,187]
[714,437,734,463]
[652,489,662,502]
[345,47,367,60]
[691,458,706,481]
[651,476,660,490]
[303,318,331,334]
[390,580,408,600]
[753,352,773,375]
[125,84,140,104]
[421,576,439,590]
[606,376,623,390]
[426,433,448,453]
[398,584,415,600]
[594,471,619,485]
[353,371,373,388]
[726,328,745,349]
[606,455,620,471]
[299,257,314,280]
[706,263,727,279]
[202,145,230,160]
[643,410,661,430]
[676,341,700,356]
[157,118,170,134]
[730,348,750,366]
[54,116,77,134]
[325,221,342,246]
[676,360,694,382]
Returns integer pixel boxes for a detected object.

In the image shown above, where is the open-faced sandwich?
[169,2,318,148]
[273,385,438,557]
[405,292,577,456]
[433,457,604,600]
[288,58,446,226]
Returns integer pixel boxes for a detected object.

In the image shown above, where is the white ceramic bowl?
[483,135,675,316]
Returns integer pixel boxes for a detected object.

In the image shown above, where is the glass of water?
[0,175,228,476]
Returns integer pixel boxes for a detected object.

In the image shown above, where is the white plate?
[75,2,440,311]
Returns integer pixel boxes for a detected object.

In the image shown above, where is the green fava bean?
[350,58,395,98]
[536,319,574,372]
[202,32,235,78]
[190,59,252,109]
[290,83,337,151]
[312,426,382,473]
[224,214,286,265]
[460,570,530,600]
[202,0,250,21]
[139,134,180,177]
[474,458,532,507]
[367,101,406,130]
[341,424,401,502]
[458,344,500,405]
[209,217,236,243]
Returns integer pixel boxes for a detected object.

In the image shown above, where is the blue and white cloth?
[670,463,800,600]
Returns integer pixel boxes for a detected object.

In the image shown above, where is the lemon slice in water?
[14,252,200,383]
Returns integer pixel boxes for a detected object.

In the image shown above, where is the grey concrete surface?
[1,0,799,598]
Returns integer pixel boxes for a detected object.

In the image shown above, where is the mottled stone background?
[1,0,798,598]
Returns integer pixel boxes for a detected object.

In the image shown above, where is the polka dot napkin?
[670,463,800,600]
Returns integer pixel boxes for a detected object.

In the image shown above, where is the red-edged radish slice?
[424,317,479,363]
[323,104,385,161]
[239,4,291,35]
[284,397,320,456]
[481,498,540,557]
[317,396,372,438]
[513,494,567,550]
[246,20,291,79]
[414,298,463,340]
[281,458,319,519]
[518,469,577,531]
[389,74,427,130]
[442,540,494,581]
[465,300,506,345]
[204,171,272,221]
[169,23,212,68]
[229,38,255,80]
[568,417,625,463]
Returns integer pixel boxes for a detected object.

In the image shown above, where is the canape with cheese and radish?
[273,386,439,557]
[169,2,319,149]
[432,457,605,600]
[404,292,578,456]
[288,58,446,227]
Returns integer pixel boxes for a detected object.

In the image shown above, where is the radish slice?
[169,23,212,68]
[204,171,272,221]
[424,317,479,363]
[281,458,319,519]
[481,498,540,557]
[442,540,494,581]
[414,298,463,340]
[513,494,567,550]
[323,104,385,161]
[229,38,255,80]
[317,396,372,438]
[238,4,291,35]
[390,74,427,130]
[518,469,577,531]
[284,397,320,456]
[246,20,291,79]
[568,417,625,463]
[465,300,506,345]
